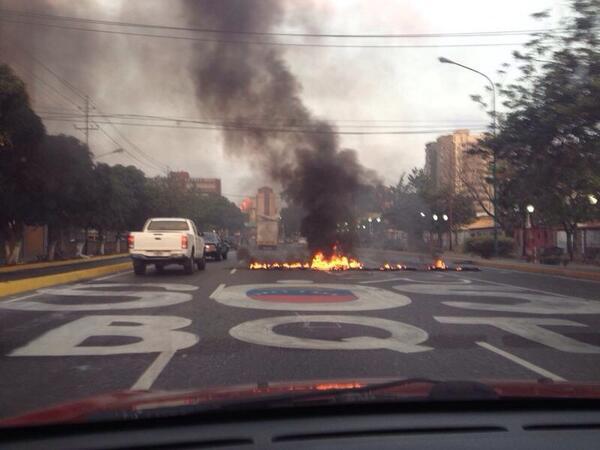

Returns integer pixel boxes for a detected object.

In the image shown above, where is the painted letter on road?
[230,315,432,353]
[435,316,600,353]
[10,315,199,356]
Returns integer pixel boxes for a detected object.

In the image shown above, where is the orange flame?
[379,263,406,271]
[431,258,447,269]
[310,252,363,271]
[249,250,362,271]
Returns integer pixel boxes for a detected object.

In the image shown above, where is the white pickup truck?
[128,217,205,275]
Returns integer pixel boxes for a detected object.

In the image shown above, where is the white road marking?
[436,316,600,353]
[211,283,411,311]
[361,276,470,285]
[3,292,43,304]
[10,315,198,356]
[93,271,131,281]
[230,268,237,274]
[1,283,196,311]
[477,342,566,381]
[483,266,600,284]
[396,283,600,315]
[230,315,432,353]
[448,272,574,298]
[209,283,226,299]
[360,277,415,285]
[131,350,176,390]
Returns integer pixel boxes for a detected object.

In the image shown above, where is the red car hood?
[3,378,600,427]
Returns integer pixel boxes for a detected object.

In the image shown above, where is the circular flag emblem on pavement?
[246,286,357,303]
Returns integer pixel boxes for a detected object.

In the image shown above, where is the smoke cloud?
[182,0,375,254]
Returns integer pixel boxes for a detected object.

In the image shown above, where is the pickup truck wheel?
[197,256,206,271]
[133,261,146,276]
[183,252,195,274]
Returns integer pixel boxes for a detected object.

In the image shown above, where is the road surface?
[1,246,600,419]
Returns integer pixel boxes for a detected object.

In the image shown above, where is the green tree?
[33,134,95,260]
[0,64,45,263]
[474,0,600,259]
[91,163,149,254]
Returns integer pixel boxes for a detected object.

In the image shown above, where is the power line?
[9,49,170,172]
[96,126,164,172]
[0,8,560,39]
[39,111,488,128]
[0,18,529,49]
[40,117,488,135]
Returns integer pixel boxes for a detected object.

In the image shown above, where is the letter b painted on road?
[10,315,199,356]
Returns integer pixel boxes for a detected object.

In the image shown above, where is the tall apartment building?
[424,129,492,217]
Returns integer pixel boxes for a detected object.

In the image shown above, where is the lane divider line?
[230,268,237,274]
[131,350,176,390]
[476,341,566,381]
[209,283,226,299]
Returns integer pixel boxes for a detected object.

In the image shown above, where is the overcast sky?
[0,0,568,203]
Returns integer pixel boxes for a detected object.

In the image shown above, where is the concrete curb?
[0,262,131,299]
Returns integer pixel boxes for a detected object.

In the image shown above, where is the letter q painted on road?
[435,316,600,353]
[10,315,199,356]
[230,315,432,353]
[0,283,198,311]
[211,283,411,311]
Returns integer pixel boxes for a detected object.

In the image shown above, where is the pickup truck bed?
[129,218,205,275]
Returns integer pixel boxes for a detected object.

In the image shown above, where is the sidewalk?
[384,249,600,282]
[0,254,132,299]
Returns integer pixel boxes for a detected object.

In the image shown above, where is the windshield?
[0,0,599,428]
[147,220,189,231]
[203,234,218,243]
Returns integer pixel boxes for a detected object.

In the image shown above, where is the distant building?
[166,171,221,195]
[424,129,492,217]
[256,186,278,218]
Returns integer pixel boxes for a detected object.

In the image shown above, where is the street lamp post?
[524,204,535,260]
[439,56,498,257]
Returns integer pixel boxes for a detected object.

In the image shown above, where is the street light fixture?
[526,204,535,214]
[442,214,449,221]
[368,217,373,223]
[95,147,124,159]
[589,194,598,205]
[420,211,426,218]
[376,217,381,223]
[432,214,439,221]
[439,56,498,257]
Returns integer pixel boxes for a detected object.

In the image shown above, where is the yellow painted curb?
[0,254,128,274]
[0,262,132,299]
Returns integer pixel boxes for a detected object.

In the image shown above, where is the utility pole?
[74,95,97,148]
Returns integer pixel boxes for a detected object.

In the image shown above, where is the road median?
[0,261,131,299]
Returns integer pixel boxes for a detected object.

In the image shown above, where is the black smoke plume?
[182,0,374,254]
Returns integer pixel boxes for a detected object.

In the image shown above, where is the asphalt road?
[1,245,600,419]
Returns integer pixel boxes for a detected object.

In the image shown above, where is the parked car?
[128,218,206,275]
[203,231,228,260]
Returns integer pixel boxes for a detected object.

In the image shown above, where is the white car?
[128,217,206,275]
